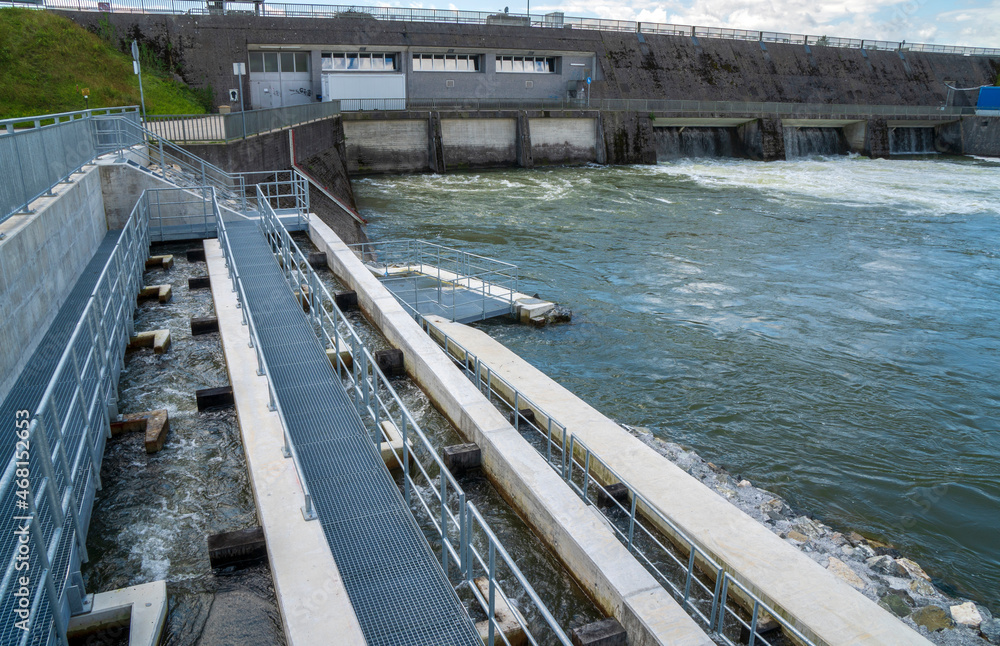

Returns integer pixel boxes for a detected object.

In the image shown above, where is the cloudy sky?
[399,0,1000,48]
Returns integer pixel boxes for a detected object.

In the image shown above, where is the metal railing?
[421,319,819,646]
[7,0,999,57]
[143,185,216,241]
[145,101,341,142]
[0,107,141,224]
[95,115,310,222]
[403,97,977,117]
[0,189,149,646]
[349,239,520,322]
[253,207,570,645]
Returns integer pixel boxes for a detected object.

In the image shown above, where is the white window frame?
[494,55,557,73]
[413,53,481,72]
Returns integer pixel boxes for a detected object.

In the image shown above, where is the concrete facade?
[0,165,107,402]
[441,117,517,167]
[343,119,430,173]
[62,12,999,112]
[529,117,598,165]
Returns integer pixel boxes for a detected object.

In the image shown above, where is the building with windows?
[245,43,597,109]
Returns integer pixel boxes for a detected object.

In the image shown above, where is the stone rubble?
[622,424,996,646]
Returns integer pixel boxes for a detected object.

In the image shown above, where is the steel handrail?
[422,318,818,646]
[255,203,570,645]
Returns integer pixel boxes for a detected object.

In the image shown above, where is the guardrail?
[255,208,570,645]
[144,186,215,241]
[95,115,310,220]
[0,107,141,224]
[146,101,341,142]
[421,318,819,646]
[349,239,520,322]
[0,188,149,646]
[6,0,998,58]
[402,97,976,116]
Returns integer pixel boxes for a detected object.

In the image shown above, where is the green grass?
[0,8,209,118]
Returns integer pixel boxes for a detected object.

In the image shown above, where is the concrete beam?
[67,581,167,646]
[205,239,366,645]
[128,329,171,354]
[781,119,865,128]
[109,409,171,453]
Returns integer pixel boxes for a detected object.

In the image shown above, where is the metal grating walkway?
[223,220,482,646]
[382,274,515,324]
[0,230,123,646]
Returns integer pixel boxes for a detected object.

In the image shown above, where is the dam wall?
[61,12,999,112]
[0,165,107,401]
[343,111,604,173]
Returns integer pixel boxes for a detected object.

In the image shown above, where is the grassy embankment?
[0,8,210,118]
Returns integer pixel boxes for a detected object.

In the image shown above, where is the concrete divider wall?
[0,165,107,402]
[529,117,598,165]
[307,217,715,646]
[343,119,430,173]
[441,117,518,168]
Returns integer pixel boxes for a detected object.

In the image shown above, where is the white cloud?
[532,0,998,47]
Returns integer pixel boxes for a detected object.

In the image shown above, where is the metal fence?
[146,101,340,142]
[144,185,216,241]
[0,190,148,646]
[403,97,976,117]
[422,319,819,646]
[7,0,999,57]
[95,114,310,222]
[0,107,141,224]
[349,239,520,323]
[253,207,570,645]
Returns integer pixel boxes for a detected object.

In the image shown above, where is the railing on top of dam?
[0,107,142,225]
[421,318,819,646]
[4,0,999,58]
[349,96,978,118]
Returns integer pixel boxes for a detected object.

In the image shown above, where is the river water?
[353,154,1000,614]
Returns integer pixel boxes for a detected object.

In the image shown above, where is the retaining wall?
[0,165,107,402]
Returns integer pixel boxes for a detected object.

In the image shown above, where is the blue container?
[978,86,1000,110]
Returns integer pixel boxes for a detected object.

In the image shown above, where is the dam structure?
[0,3,999,646]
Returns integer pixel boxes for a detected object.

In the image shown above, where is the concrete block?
[196,386,234,411]
[207,526,268,569]
[308,251,328,268]
[378,420,412,470]
[335,290,358,311]
[293,284,311,313]
[138,285,172,303]
[510,408,536,428]
[596,482,630,508]
[145,255,174,270]
[375,348,405,377]
[325,347,353,372]
[187,247,207,262]
[191,317,219,336]
[188,275,211,290]
[67,580,167,646]
[570,618,627,646]
[473,576,527,646]
[443,443,482,475]
[128,330,171,354]
[109,409,170,453]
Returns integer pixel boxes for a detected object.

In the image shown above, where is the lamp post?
[131,40,147,124]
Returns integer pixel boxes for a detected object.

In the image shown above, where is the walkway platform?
[221,220,481,646]
[424,317,934,646]
[0,230,122,645]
